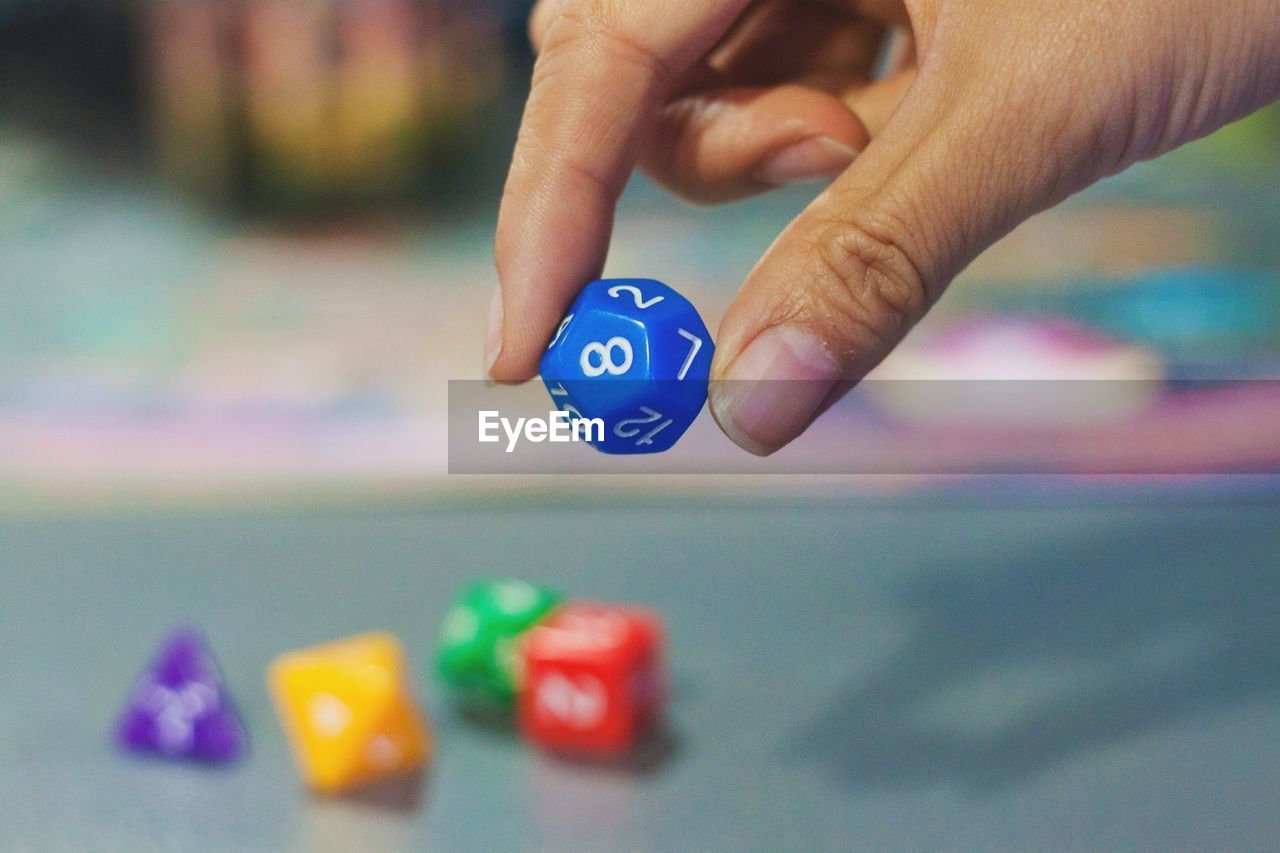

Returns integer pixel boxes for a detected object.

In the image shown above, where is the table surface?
[2,493,1278,851]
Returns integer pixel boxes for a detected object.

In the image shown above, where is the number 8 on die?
[540,278,714,454]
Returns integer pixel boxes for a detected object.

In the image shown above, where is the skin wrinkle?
[1238,13,1280,116]
[1178,19,1226,154]
[549,10,680,96]
[899,154,968,290]
[843,124,972,287]
[529,59,652,167]
[1253,5,1280,109]
[942,26,1099,230]
[1147,9,1214,162]
[744,95,949,341]
[1108,49,1161,174]
[805,212,928,356]
[1214,24,1254,130]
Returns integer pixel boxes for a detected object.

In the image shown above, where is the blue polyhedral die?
[539,278,714,454]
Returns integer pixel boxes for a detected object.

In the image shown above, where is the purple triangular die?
[115,627,247,763]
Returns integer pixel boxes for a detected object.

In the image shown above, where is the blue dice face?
[540,278,714,454]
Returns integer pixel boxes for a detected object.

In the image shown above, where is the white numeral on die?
[549,314,574,348]
[676,328,703,380]
[536,671,607,728]
[614,406,674,446]
[580,337,634,377]
[607,284,664,309]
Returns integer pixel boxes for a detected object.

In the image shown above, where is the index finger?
[488,0,750,381]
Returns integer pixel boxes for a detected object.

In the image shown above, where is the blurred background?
[3,7,1280,849]
[2,0,1280,505]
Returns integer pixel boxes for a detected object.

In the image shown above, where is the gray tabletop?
[2,493,1278,851]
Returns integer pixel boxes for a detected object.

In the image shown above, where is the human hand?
[487,0,1280,454]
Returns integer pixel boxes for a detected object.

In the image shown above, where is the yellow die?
[268,632,431,794]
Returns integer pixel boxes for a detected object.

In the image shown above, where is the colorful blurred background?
[2,0,1280,506]
[4,7,1280,849]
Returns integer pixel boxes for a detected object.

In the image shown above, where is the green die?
[436,579,563,706]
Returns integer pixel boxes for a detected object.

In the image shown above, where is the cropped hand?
[488,0,1280,454]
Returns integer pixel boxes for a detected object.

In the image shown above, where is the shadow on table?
[456,702,684,776]
[790,509,1280,794]
[337,766,430,812]
[451,692,686,777]
[534,725,684,777]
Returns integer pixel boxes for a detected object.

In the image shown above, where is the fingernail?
[756,136,858,187]
[710,326,841,455]
[484,283,503,376]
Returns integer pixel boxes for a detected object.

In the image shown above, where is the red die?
[518,602,665,755]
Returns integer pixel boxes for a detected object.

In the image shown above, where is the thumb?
[707,63,1100,456]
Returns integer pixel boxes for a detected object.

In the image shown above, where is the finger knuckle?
[806,211,929,351]
[545,4,674,90]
